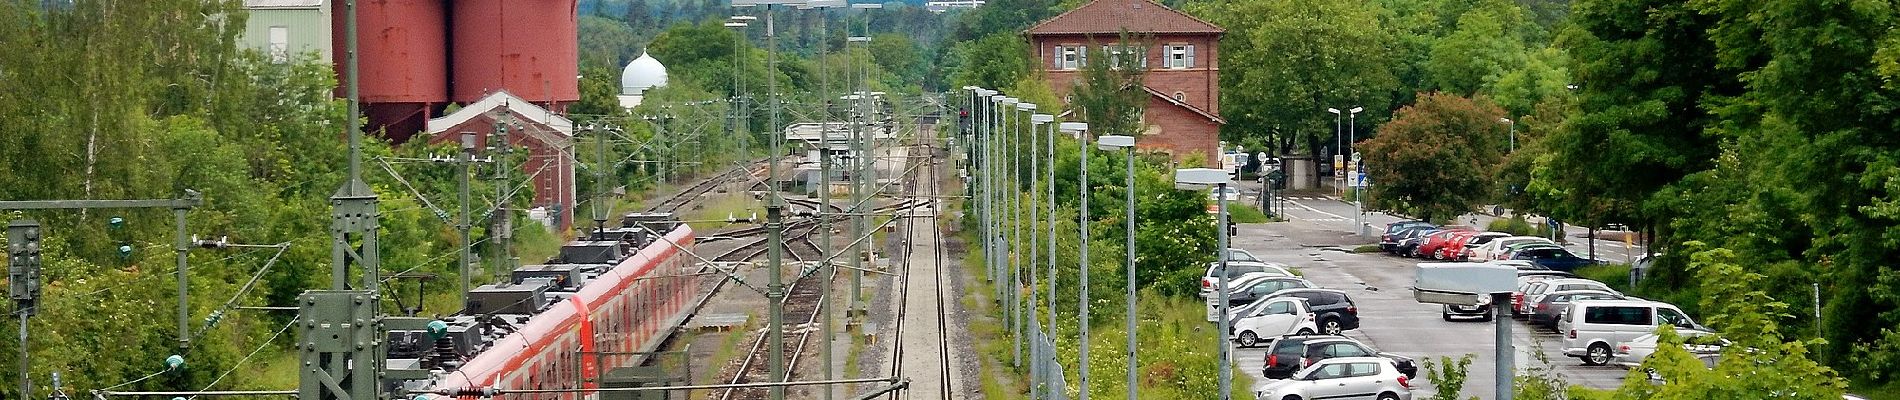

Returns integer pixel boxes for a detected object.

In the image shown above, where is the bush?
[1487,216,1538,236]
[1228,203,1272,223]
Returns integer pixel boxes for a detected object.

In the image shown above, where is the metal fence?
[1029,326,1070,400]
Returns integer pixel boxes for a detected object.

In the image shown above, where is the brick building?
[1026,0,1225,159]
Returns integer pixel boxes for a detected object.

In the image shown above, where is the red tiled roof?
[1142,86,1225,124]
[1026,0,1223,36]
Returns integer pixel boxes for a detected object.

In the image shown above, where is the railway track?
[883,127,955,399]
[646,161,764,214]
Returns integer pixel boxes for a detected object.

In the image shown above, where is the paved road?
[1226,197,1636,399]
[1262,192,1649,264]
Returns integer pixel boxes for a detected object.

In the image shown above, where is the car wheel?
[1239,331,1259,347]
[1297,328,1315,335]
[1585,343,1612,366]
[1282,396,1302,400]
[1442,310,1453,321]
[1480,309,1494,322]
[1378,392,1400,400]
[1322,318,1343,335]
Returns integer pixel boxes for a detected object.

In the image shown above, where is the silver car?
[1256,357,1413,400]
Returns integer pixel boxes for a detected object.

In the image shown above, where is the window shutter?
[1079,47,1087,67]
[1187,44,1196,68]
[1054,45,1062,69]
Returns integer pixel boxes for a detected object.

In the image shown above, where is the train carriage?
[403,216,701,399]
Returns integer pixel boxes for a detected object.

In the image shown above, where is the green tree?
[949,32,1034,90]
[1072,37,1150,138]
[1189,0,1400,158]
[1358,93,1509,222]
[1426,8,1527,95]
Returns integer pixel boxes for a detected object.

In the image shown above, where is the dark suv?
[1268,288,1359,334]
[1261,335,1418,379]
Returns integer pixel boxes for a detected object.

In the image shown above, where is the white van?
[1558,299,1706,365]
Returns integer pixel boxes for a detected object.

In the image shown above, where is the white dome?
[621,52,668,96]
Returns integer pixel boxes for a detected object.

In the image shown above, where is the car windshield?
[1226,249,1261,262]
[1226,264,1267,278]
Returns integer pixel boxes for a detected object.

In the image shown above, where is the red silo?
[334,0,451,141]
[450,0,581,109]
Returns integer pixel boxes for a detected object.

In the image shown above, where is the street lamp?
[1327,108,1343,196]
[1062,121,1094,400]
[1347,106,1363,236]
[1013,101,1037,370]
[1500,117,1516,153]
[1174,167,1234,400]
[1096,134,1138,400]
[1028,112,1053,400]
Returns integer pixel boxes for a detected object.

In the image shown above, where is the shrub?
[1487,216,1538,236]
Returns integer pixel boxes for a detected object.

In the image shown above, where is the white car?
[1231,297,1319,347]
[1613,330,1725,368]
[1471,236,1552,261]
[1210,186,1242,202]
[1559,299,1706,365]
[1201,261,1295,295]
[1517,278,1617,316]
[1256,357,1414,400]
[1227,248,1264,263]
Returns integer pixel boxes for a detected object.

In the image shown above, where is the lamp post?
[1096,134,1138,400]
[1346,106,1363,236]
[1042,111,1059,400]
[1327,108,1343,196]
[1063,121,1093,400]
[1500,117,1515,153]
[999,95,1021,368]
[1013,101,1036,369]
[1175,168,1234,400]
[1027,112,1052,399]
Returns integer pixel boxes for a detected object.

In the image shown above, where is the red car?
[1434,232,1481,260]
[1413,229,1474,259]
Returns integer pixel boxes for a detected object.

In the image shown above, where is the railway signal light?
[9,219,43,315]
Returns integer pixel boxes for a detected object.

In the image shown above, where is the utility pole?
[766,204,787,400]
[457,133,477,304]
[490,115,515,273]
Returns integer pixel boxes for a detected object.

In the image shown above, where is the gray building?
[239,0,332,63]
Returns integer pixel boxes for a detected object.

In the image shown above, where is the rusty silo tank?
[450,0,581,108]
[334,0,450,140]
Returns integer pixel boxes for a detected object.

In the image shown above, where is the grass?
[959,247,1023,398]
[1228,203,1273,223]
[687,320,757,399]
[1352,244,1383,253]
[682,192,764,232]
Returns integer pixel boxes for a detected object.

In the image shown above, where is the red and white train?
[405,219,701,399]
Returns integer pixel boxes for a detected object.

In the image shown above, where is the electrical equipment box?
[466,279,552,315]
[511,264,590,291]
[559,240,626,264]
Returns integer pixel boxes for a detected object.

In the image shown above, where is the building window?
[1059,45,1079,70]
[1173,91,1186,101]
[1103,44,1146,70]
[1167,44,1196,69]
[268,26,290,63]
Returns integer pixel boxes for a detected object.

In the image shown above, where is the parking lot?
[1227,195,1640,399]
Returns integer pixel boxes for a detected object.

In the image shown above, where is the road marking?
[1287,199,1352,220]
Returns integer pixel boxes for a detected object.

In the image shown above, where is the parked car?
[1414,230,1473,259]
[1224,276,1318,307]
[1227,248,1264,263]
[1472,236,1553,260]
[1613,330,1725,368]
[1511,247,1598,272]
[1497,241,1563,261]
[1529,290,1626,331]
[1257,357,1414,400]
[1201,261,1293,294]
[1259,335,1418,380]
[1380,225,1436,253]
[1518,278,1617,317]
[1265,288,1360,335]
[1390,228,1440,256]
[1210,186,1242,202]
[1559,299,1707,365]
[1424,231,1477,260]
[1440,296,1495,322]
[1207,274,1313,322]
[1231,297,1320,347]
[1455,232,1514,260]
[1511,274,1580,317]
